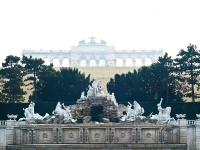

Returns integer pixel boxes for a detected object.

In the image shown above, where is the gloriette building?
[22,37,163,67]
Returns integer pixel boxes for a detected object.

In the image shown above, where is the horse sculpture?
[121,101,144,121]
[19,101,49,121]
[52,102,76,123]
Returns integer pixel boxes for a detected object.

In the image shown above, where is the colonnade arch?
[53,58,60,67]
[116,58,123,67]
[115,57,153,67]
[62,58,69,67]
[41,56,154,67]
[44,58,50,66]
[145,58,152,66]
[135,58,142,67]
[80,60,86,67]
[90,60,96,67]
[126,58,133,67]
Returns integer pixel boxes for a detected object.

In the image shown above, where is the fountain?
[8,79,187,150]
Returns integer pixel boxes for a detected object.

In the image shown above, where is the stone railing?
[22,50,70,53]
[115,50,163,53]
[187,120,195,125]
[0,120,7,126]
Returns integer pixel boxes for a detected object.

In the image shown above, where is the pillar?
[142,59,145,66]
[178,119,187,144]
[59,60,63,67]
[86,60,90,67]
[123,60,126,67]
[196,119,200,149]
[133,60,136,66]
[0,121,6,150]
[49,59,53,65]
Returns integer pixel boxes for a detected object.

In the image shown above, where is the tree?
[107,53,184,103]
[156,53,180,102]
[35,67,91,103]
[0,55,26,103]
[174,44,200,102]
[21,55,45,103]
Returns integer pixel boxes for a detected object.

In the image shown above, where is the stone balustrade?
[0,120,6,126]
[2,119,200,149]
[187,120,195,125]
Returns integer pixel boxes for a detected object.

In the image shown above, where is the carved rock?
[83,116,91,123]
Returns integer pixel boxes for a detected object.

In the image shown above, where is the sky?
[0,0,200,66]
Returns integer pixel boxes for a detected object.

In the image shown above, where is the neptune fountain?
[3,79,189,150]
[19,79,174,124]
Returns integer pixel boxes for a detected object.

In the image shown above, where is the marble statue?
[52,102,76,123]
[151,98,172,123]
[121,101,144,121]
[76,92,87,103]
[80,92,86,100]
[19,101,49,122]
[100,39,107,45]
[79,39,85,44]
[87,85,95,98]
[87,79,106,98]
[110,93,118,106]
[17,79,176,125]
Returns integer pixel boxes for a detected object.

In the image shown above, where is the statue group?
[19,80,174,124]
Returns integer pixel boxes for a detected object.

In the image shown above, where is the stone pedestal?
[196,119,200,149]
[0,121,6,150]
[178,119,187,144]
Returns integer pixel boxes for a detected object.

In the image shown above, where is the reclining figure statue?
[19,101,49,122]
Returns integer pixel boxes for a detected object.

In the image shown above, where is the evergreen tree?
[36,67,91,103]
[107,53,184,103]
[174,44,200,102]
[21,55,45,102]
[0,55,26,103]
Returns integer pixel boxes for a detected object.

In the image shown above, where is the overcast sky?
[0,0,200,66]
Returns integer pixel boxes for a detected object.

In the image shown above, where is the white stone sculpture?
[87,79,106,98]
[110,93,118,107]
[80,92,86,100]
[7,114,18,120]
[180,114,186,119]
[19,101,49,121]
[196,114,200,119]
[151,98,172,123]
[76,92,87,103]
[87,85,95,98]
[176,114,181,119]
[52,102,76,123]
[121,101,144,121]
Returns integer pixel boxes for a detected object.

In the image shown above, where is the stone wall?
[3,119,200,149]
[0,120,193,150]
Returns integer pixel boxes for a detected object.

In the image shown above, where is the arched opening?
[126,58,133,67]
[90,105,103,122]
[145,58,152,66]
[43,58,50,66]
[116,58,123,67]
[53,58,60,67]
[90,60,96,67]
[135,58,142,67]
[80,60,86,67]
[63,58,69,67]
[99,59,105,66]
